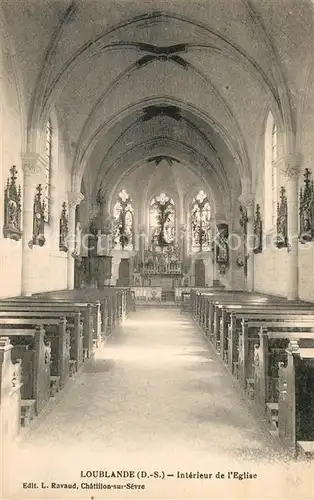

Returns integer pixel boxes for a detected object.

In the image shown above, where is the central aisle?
[3,308,312,500]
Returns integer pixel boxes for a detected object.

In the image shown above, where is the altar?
[131,246,189,301]
[133,247,188,289]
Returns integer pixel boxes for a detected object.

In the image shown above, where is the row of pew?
[189,289,314,459]
[0,287,134,443]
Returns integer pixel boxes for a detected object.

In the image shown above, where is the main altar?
[131,245,189,303]
[133,245,188,288]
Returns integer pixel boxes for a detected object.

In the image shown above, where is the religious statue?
[59,202,69,252]
[3,165,22,241]
[276,186,288,248]
[299,168,314,242]
[253,204,263,254]
[32,184,46,247]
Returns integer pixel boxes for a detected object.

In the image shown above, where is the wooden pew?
[0,327,51,420]
[0,299,100,358]
[0,309,82,381]
[192,291,287,337]
[233,317,314,393]
[278,341,314,458]
[212,298,307,344]
[190,290,314,456]
[253,328,314,426]
[191,290,265,323]
[190,288,233,320]
[227,312,314,372]
[32,286,133,333]
[218,304,314,362]
[130,290,136,312]
[0,337,23,442]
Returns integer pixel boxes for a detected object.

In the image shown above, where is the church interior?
[1,1,314,498]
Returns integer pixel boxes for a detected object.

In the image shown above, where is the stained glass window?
[150,193,175,250]
[271,122,278,228]
[191,190,211,252]
[44,119,52,223]
[113,189,134,250]
[264,112,279,231]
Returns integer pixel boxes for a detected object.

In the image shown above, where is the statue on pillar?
[276,187,288,248]
[299,168,314,242]
[31,184,46,247]
[3,165,22,241]
[253,204,263,254]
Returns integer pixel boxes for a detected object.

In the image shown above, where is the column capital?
[280,153,303,180]
[21,153,46,176]
[68,191,84,208]
[238,193,254,208]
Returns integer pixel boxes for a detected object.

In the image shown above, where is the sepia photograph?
[0,0,314,499]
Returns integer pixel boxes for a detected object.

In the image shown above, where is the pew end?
[50,376,61,397]
[0,337,23,442]
[266,402,279,432]
[20,399,36,427]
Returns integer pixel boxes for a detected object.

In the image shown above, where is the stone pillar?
[75,222,82,254]
[282,156,301,300]
[67,191,84,290]
[139,224,145,263]
[239,194,255,292]
[179,224,187,263]
[210,220,218,285]
[224,211,232,290]
[21,154,46,296]
[103,214,114,256]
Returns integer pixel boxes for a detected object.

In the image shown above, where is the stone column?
[67,191,84,290]
[75,222,82,254]
[238,194,255,292]
[103,214,114,256]
[179,224,187,263]
[139,224,145,263]
[133,209,140,251]
[21,153,46,296]
[282,156,301,300]
[225,211,234,290]
[210,219,218,285]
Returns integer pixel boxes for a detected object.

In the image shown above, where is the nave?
[1,2,314,498]
[3,307,313,500]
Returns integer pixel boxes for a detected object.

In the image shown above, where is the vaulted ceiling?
[1,0,314,212]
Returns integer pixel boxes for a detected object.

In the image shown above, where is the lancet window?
[191,190,211,252]
[150,193,175,250]
[113,189,134,250]
[44,119,52,223]
[264,112,279,231]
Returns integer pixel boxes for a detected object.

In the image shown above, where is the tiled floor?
[3,308,313,500]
